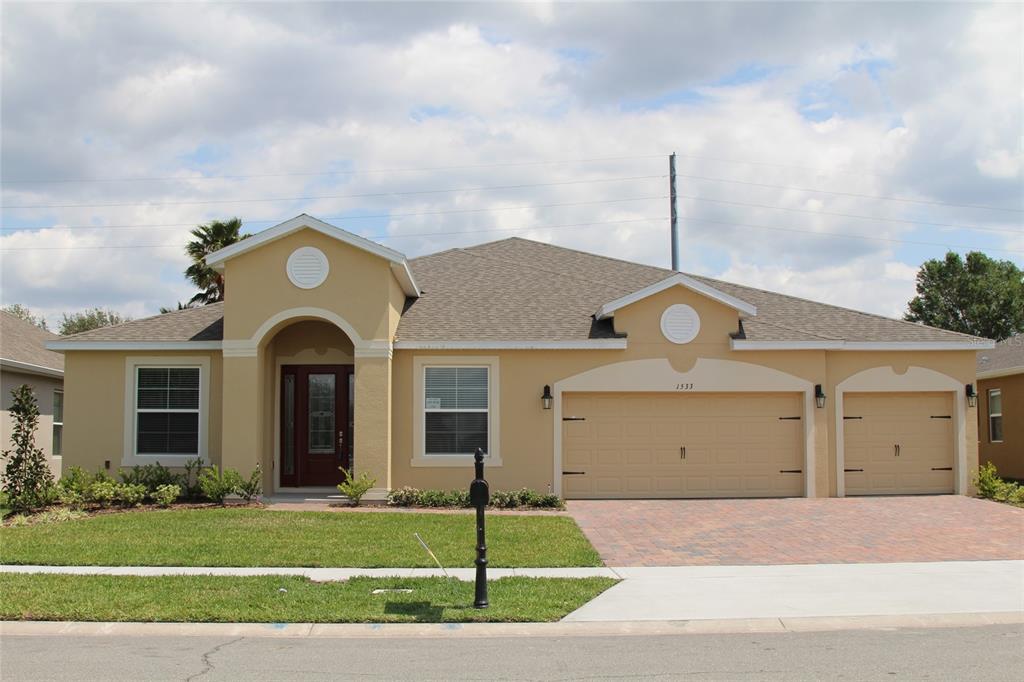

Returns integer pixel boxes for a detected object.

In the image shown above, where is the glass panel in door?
[308,374,336,454]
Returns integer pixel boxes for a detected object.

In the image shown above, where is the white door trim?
[552,358,816,498]
[834,366,965,497]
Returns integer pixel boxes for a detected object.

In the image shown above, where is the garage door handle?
[680,446,686,460]
[844,468,864,472]
[843,416,862,420]
[930,415,952,419]
[562,416,586,422]
[931,467,953,471]
[562,471,586,475]
[778,416,801,420]
[894,444,900,457]
[779,469,802,474]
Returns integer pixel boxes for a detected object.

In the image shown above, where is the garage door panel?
[844,392,954,496]
[562,392,804,499]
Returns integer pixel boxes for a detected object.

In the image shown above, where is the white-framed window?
[123,356,210,466]
[412,356,500,467]
[424,366,489,456]
[988,388,1003,443]
[52,390,63,456]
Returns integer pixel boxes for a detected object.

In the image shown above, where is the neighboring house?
[1,311,65,477]
[977,335,1023,481]
[48,214,991,500]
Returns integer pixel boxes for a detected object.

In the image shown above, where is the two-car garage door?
[562,392,805,499]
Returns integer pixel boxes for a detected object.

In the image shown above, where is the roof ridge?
[468,236,675,278]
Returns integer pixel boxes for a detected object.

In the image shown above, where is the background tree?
[159,302,192,314]
[2,385,55,510]
[59,308,131,336]
[905,251,1024,341]
[1,304,48,330]
[185,218,250,305]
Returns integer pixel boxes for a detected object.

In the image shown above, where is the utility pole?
[669,152,680,271]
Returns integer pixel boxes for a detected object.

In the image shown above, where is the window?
[989,389,1003,443]
[424,366,489,455]
[52,390,63,456]
[135,367,200,455]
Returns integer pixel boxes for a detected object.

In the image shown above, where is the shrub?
[198,466,243,504]
[114,483,147,507]
[119,462,182,495]
[180,457,205,501]
[975,462,1024,508]
[236,463,263,502]
[87,479,118,507]
[384,486,563,509]
[152,484,181,507]
[337,468,376,506]
[1,385,56,511]
[33,507,87,524]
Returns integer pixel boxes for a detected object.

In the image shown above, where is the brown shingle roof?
[57,303,224,343]
[977,335,1024,375]
[0,311,64,371]
[49,237,987,347]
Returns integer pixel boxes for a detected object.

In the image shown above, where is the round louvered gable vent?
[660,304,701,344]
[286,247,329,289]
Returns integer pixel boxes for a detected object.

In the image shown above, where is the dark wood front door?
[280,365,353,487]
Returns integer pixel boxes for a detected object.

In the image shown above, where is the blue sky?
[1,2,1020,326]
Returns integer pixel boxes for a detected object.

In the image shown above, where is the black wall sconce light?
[541,385,553,410]
[965,383,977,407]
[814,384,826,409]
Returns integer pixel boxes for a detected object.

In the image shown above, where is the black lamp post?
[470,448,490,609]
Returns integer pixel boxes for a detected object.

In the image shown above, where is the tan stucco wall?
[979,373,1024,480]
[60,351,222,476]
[1,369,63,478]
[222,228,403,344]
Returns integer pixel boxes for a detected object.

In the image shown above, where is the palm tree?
[185,218,250,305]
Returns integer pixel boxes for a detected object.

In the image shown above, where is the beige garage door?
[562,392,804,499]
[843,392,954,496]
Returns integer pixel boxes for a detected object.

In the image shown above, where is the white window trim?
[412,356,501,467]
[52,389,63,458]
[123,356,210,467]
[988,388,1003,443]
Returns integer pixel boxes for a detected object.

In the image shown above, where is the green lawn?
[0,508,601,568]
[0,573,616,623]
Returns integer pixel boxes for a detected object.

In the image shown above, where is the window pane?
[425,411,488,455]
[53,391,63,423]
[308,373,335,454]
[989,390,1002,415]
[425,367,488,409]
[137,388,168,409]
[52,425,62,456]
[991,416,1003,442]
[138,368,169,389]
[425,367,457,409]
[138,367,199,410]
[456,367,488,409]
[137,412,199,454]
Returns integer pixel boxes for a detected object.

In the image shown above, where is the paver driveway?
[568,496,1024,566]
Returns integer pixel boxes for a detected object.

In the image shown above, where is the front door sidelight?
[280,365,353,487]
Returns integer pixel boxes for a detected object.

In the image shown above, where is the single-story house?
[48,214,992,500]
[977,335,1023,480]
[1,311,65,477]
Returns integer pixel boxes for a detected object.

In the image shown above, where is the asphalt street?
[2,624,1021,681]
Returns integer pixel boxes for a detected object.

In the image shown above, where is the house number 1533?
[675,383,694,390]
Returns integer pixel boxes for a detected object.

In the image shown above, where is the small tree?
[1,304,48,330]
[59,308,131,336]
[2,385,55,510]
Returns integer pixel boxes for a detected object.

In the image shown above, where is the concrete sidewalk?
[564,560,1024,622]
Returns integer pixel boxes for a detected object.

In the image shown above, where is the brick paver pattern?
[568,496,1024,566]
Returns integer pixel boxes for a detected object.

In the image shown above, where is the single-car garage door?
[562,392,804,499]
[843,392,954,496]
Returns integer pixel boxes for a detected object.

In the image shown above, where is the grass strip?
[0,573,617,623]
[0,508,601,567]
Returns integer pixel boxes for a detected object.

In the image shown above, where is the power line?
[4,214,1023,255]
[0,174,665,210]
[0,195,667,232]
[0,216,666,251]
[0,154,664,185]
[675,172,1022,213]
[679,193,1024,234]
